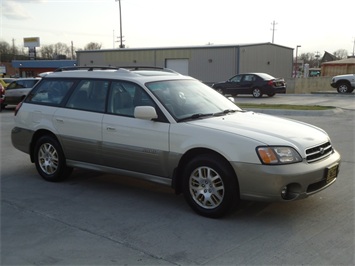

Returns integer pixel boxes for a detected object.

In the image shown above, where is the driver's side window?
[230,75,242,82]
[108,81,155,117]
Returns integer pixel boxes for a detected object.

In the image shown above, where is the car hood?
[187,111,329,149]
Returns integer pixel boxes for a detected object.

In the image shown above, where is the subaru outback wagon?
[11,67,341,218]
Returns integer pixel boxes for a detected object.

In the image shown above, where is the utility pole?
[12,38,16,59]
[271,21,277,43]
[315,51,320,68]
[115,0,124,48]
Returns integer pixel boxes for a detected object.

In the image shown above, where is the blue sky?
[1,0,354,56]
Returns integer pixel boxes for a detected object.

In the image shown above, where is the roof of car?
[43,66,191,83]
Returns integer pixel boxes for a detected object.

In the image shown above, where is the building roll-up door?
[166,59,189,75]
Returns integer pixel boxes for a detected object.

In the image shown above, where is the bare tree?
[40,44,55,59]
[84,42,102,50]
[299,52,320,68]
[333,49,348,59]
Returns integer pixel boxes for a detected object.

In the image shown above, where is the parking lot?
[1,94,354,265]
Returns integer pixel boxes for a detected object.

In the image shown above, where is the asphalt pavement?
[1,94,354,265]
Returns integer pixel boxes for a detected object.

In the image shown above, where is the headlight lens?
[257,146,302,165]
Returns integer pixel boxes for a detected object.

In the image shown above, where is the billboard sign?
[24,37,40,48]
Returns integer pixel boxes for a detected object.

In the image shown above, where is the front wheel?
[337,82,350,93]
[182,154,239,218]
[252,88,262,98]
[34,135,73,182]
[215,87,225,95]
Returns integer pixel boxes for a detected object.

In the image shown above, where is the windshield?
[146,79,241,121]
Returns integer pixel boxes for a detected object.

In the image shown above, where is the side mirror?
[134,106,158,120]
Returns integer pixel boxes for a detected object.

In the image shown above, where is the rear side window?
[27,79,74,105]
[66,79,109,113]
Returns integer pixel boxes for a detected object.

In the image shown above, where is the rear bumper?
[11,127,34,155]
[274,87,286,93]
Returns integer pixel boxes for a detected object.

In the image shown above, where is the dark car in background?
[2,78,41,108]
[212,73,286,98]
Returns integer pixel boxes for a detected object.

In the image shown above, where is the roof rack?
[54,65,178,73]
[54,66,120,72]
[120,66,178,73]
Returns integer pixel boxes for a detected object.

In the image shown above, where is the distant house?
[321,58,355,76]
[321,51,337,64]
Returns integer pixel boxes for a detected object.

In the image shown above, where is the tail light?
[268,80,274,86]
[14,102,23,116]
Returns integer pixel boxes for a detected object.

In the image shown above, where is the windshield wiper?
[177,113,214,122]
[213,109,239,116]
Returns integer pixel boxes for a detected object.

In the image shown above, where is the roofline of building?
[12,60,77,68]
[76,42,294,53]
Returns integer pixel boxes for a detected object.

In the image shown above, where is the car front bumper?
[231,150,341,202]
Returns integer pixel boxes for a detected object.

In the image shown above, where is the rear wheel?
[34,135,73,182]
[267,93,275,97]
[182,154,239,218]
[252,88,262,98]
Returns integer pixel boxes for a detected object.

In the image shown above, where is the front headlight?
[256,146,302,165]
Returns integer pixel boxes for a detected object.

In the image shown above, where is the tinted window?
[230,75,242,82]
[107,81,155,117]
[66,79,109,112]
[27,79,73,105]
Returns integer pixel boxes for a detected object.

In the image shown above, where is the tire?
[267,93,275,97]
[182,154,239,218]
[215,87,225,95]
[34,135,73,182]
[252,88,262,98]
[337,82,350,93]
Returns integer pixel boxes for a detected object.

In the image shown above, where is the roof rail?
[54,66,120,72]
[53,66,180,75]
[120,66,178,73]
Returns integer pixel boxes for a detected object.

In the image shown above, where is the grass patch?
[237,103,335,110]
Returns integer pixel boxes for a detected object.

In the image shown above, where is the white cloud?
[2,0,35,20]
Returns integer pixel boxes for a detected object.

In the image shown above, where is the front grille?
[306,141,333,163]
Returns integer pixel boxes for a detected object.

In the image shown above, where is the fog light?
[281,186,288,199]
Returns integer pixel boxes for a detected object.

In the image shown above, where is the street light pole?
[294,45,301,78]
[115,0,124,48]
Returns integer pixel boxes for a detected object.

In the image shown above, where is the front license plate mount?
[324,164,339,183]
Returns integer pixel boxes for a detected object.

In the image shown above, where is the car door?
[102,81,170,177]
[5,80,31,104]
[239,74,255,94]
[53,79,108,164]
[226,74,243,94]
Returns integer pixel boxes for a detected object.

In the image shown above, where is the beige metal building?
[76,42,293,84]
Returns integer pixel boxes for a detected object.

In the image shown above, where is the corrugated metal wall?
[77,43,293,83]
[239,44,292,79]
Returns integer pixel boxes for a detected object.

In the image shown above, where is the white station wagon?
[11,67,341,218]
